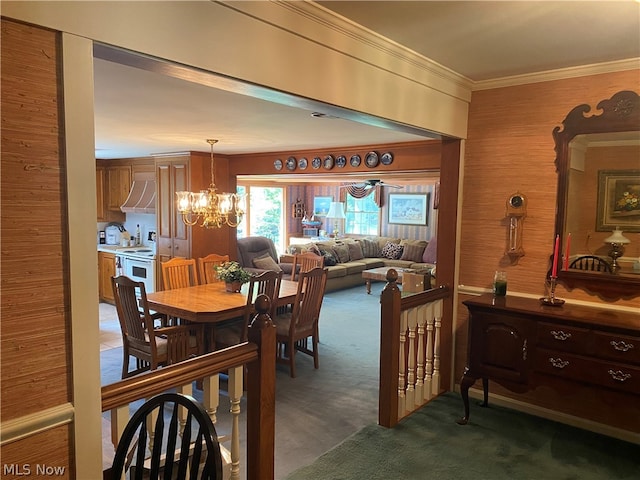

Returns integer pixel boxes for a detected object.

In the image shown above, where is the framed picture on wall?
[388,193,429,225]
[313,196,332,217]
[596,170,640,232]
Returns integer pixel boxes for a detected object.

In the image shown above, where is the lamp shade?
[326,202,346,219]
[604,228,630,245]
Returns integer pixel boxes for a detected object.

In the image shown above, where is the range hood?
[120,180,156,214]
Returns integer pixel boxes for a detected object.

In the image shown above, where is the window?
[236,185,286,254]
[345,193,379,235]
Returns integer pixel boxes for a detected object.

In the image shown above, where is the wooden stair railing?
[378,269,451,428]
[102,295,276,480]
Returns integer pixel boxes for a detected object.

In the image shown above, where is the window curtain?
[341,184,382,207]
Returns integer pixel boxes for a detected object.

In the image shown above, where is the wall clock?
[505,192,527,262]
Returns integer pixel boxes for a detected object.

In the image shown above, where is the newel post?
[246,294,276,480]
[378,269,402,428]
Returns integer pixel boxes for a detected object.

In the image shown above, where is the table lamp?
[604,227,630,271]
[326,202,346,237]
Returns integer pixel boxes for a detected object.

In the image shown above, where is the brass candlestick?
[540,276,565,306]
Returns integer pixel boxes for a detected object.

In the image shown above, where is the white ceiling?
[94,1,640,159]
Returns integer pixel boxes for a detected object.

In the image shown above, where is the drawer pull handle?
[608,369,631,382]
[549,357,569,369]
[610,340,634,352]
[550,330,571,341]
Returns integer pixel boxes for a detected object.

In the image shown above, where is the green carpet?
[285,392,640,480]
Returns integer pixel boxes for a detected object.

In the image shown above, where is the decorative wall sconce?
[505,192,527,262]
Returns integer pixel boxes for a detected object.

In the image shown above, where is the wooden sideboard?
[458,294,640,433]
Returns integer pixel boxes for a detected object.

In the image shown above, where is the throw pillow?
[381,241,404,260]
[347,241,364,260]
[422,237,437,264]
[359,238,380,257]
[319,248,337,266]
[333,243,351,263]
[400,243,425,262]
[252,254,283,272]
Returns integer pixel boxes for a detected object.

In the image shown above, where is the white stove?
[115,246,156,260]
[115,246,156,293]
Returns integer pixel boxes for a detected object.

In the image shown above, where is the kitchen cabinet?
[95,162,131,222]
[155,152,231,269]
[458,294,640,434]
[98,251,116,303]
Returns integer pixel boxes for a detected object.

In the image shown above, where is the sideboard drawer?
[536,348,640,395]
[537,322,590,354]
[593,331,640,365]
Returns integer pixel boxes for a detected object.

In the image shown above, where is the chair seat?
[152,332,199,357]
[215,320,244,347]
[272,313,293,336]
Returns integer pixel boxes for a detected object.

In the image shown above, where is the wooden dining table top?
[145,279,299,324]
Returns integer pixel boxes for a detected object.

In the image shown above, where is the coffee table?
[361,266,405,294]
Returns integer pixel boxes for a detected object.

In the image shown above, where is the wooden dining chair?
[111,275,204,379]
[215,270,283,350]
[198,253,230,285]
[110,392,223,480]
[273,267,328,377]
[569,255,613,273]
[161,257,198,290]
[290,251,325,281]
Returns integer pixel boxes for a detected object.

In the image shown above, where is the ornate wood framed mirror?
[553,90,640,301]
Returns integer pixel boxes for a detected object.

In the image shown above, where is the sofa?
[283,236,437,292]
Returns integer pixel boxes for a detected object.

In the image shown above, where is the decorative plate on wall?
[323,155,335,170]
[381,152,394,165]
[311,157,322,169]
[298,157,308,170]
[365,151,379,168]
[286,156,297,171]
[274,159,283,171]
[350,154,361,167]
[336,155,347,168]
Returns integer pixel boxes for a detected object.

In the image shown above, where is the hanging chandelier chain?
[207,139,218,189]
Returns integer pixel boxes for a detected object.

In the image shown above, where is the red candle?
[563,233,571,270]
[552,234,560,277]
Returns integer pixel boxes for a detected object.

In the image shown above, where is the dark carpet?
[285,392,640,480]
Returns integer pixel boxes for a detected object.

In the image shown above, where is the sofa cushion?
[376,236,402,250]
[252,253,283,272]
[381,241,404,260]
[333,243,351,263]
[340,261,368,275]
[347,241,364,260]
[358,238,379,257]
[400,239,427,263]
[422,237,437,264]
[325,265,347,279]
[318,248,338,266]
[359,258,386,268]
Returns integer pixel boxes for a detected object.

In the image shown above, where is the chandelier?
[175,139,245,228]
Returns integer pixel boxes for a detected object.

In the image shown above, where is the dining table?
[145,279,299,325]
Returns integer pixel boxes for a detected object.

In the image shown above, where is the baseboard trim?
[0,403,74,446]
[453,386,640,445]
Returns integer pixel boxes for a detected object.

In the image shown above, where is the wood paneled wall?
[1,19,73,473]
[455,71,640,431]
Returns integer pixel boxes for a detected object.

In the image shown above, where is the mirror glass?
[555,91,640,301]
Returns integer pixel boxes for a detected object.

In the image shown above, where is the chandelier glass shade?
[176,139,245,228]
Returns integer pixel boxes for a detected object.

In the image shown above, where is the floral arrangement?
[615,191,639,212]
[215,261,252,285]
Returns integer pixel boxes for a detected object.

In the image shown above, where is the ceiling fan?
[340,179,404,190]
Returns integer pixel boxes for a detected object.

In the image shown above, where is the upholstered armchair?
[236,236,294,275]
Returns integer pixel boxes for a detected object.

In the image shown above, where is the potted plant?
[215,261,252,292]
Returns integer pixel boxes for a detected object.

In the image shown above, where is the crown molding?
[472,58,640,91]
[261,1,473,100]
